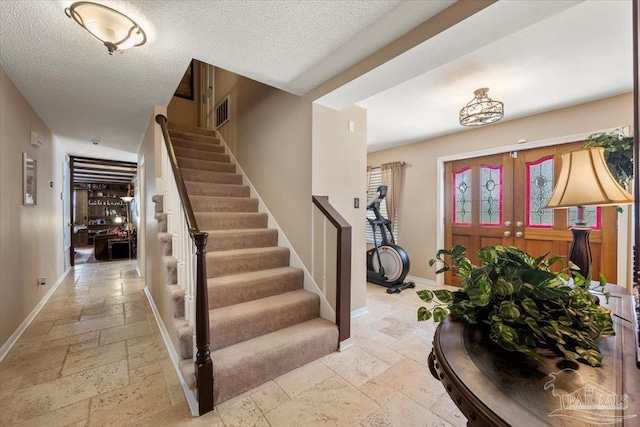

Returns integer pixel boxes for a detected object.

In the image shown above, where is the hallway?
[0,260,464,426]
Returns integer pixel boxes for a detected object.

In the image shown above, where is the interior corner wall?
[167,61,200,128]
[214,69,314,268]
[137,105,181,351]
[0,67,67,348]
[367,92,634,282]
[312,104,368,312]
[213,68,239,155]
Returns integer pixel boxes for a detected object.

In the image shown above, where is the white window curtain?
[381,161,403,234]
[366,167,398,243]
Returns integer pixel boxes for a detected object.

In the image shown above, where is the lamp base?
[569,226,592,280]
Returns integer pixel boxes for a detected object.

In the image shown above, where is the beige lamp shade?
[544,147,634,209]
[120,196,134,203]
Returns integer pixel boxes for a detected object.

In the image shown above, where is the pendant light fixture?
[65,2,147,55]
[459,88,504,126]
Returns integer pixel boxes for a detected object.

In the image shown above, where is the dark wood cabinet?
[75,183,130,243]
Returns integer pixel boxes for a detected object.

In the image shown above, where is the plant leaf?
[499,301,521,320]
[417,306,432,321]
[433,307,448,322]
[576,347,603,367]
[416,290,433,303]
[493,277,515,296]
[433,289,454,304]
[521,297,540,318]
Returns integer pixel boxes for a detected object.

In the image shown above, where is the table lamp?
[544,147,634,279]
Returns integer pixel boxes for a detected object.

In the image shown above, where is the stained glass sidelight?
[568,206,601,229]
[480,166,502,225]
[527,157,554,227]
[453,168,472,225]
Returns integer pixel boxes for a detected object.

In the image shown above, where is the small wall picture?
[23,152,37,206]
[174,59,194,100]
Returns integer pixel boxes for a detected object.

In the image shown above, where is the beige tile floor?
[0,260,465,426]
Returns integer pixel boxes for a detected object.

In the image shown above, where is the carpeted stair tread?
[205,229,278,252]
[208,266,302,309]
[195,212,268,230]
[185,181,250,197]
[207,246,290,277]
[210,289,319,350]
[171,137,225,153]
[181,168,242,185]
[168,124,216,138]
[175,146,230,163]
[163,121,339,408]
[179,360,196,390]
[190,195,258,213]
[177,157,236,173]
[211,318,338,404]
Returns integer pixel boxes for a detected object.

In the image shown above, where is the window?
[526,156,554,228]
[453,167,472,225]
[366,167,398,243]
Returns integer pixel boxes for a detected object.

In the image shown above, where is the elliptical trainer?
[366,185,415,294]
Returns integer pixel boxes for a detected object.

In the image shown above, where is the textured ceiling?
[0,0,453,160]
[1,1,632,159]
[323,0,632,152]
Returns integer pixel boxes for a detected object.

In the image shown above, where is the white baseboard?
[406,275,437,286]
[0,267,70,363]
[339,337,354,352]
[351,307,369,319]
[144,287,199,417]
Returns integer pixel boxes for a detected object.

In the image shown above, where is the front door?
[444,142,618,285]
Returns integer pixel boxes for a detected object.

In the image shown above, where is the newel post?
[193,231,213,414]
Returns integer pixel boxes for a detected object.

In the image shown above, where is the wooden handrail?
[312,195,352,344]
[155,114,213,415]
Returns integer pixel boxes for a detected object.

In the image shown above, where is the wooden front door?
[444,142,618,285]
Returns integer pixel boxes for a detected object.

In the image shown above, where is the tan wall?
[208,1,493,313]
[214,69,239,154]
[367,93,634,282]
[215,71,314,267]
[0,68,68,348]
[167,61,200,128]
[137,106,181,350]
[312,104,368,311]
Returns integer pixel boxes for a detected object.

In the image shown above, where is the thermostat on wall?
[30,131,42,147]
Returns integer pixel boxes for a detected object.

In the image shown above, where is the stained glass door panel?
[444,153,513,285]
[444,141,618,286]
[513,142,617,282]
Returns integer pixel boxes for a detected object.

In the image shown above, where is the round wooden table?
[428,290,639,426]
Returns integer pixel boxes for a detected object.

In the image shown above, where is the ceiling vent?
[215,97,229,128]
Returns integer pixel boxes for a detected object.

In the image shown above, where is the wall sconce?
[65,2,147,55]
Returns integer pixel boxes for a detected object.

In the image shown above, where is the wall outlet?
[38,277,46,286]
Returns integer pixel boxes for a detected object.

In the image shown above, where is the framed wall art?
[174,60,194,100]
[23,152,37,206]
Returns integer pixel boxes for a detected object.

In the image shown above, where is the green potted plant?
[583,129,633,188]
[418,245,614,367]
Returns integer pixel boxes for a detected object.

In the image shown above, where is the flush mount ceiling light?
[459,88,504,127]
[65,2,147,55]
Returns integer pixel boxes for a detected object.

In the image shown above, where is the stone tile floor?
[0,260,465,426]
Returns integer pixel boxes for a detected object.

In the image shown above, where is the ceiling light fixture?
[459,88,504,127]
[65,2,147,55]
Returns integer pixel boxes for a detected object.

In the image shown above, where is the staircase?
[155,123,338,406]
